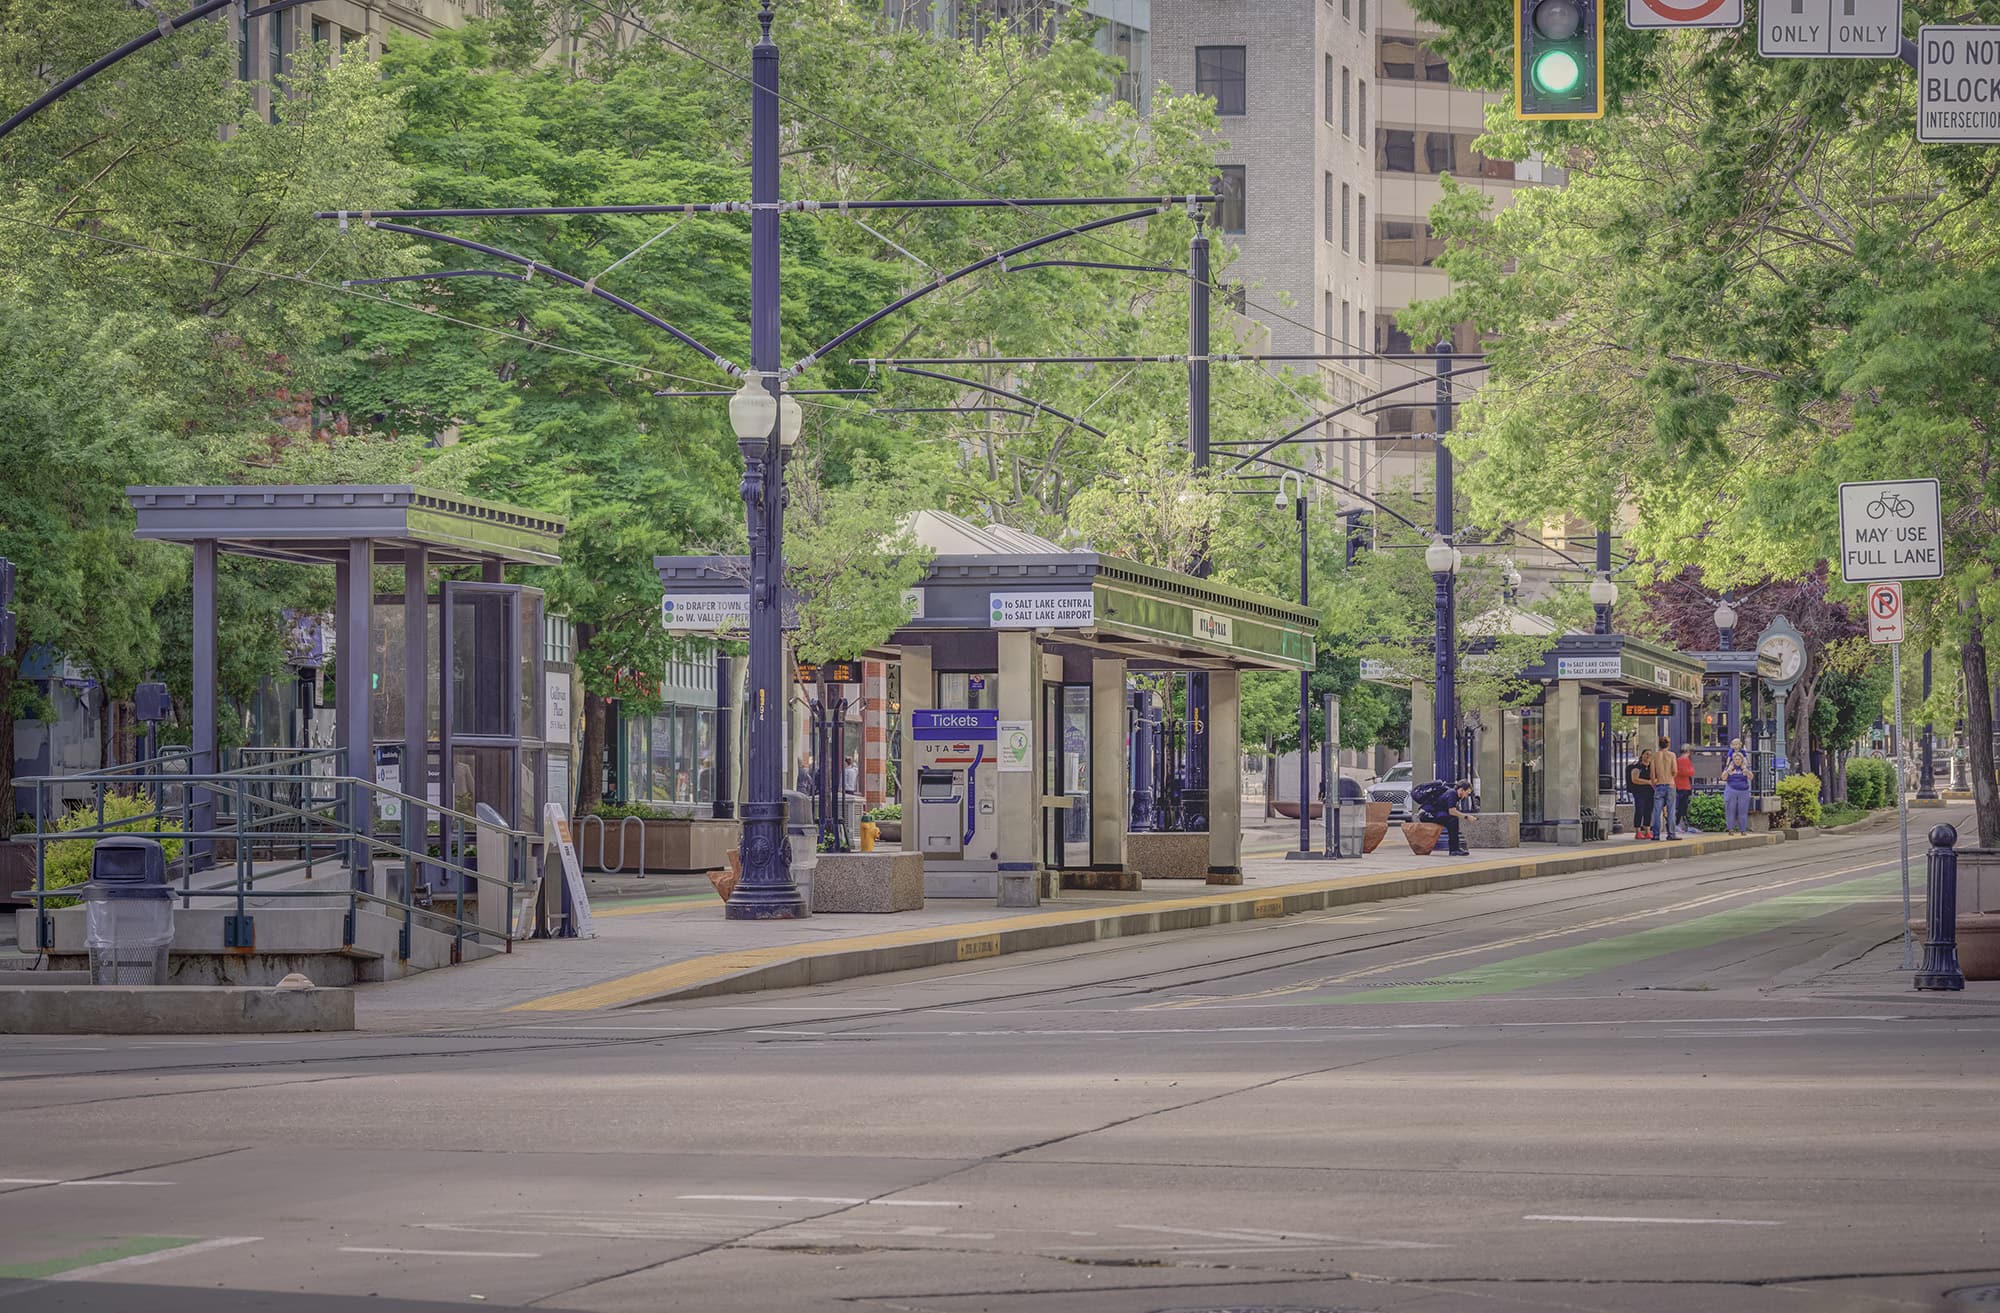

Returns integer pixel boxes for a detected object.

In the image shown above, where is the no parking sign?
[1867,582,1905,645]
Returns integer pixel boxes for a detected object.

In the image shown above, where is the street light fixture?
[1426,537,1460,576]
[1589,570,1618,637]
[1714,594,1740,748]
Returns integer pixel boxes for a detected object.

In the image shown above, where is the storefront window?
[939,672,999,710]
[620,706,717,808]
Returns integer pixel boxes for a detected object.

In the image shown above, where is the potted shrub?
[863,803,901,845]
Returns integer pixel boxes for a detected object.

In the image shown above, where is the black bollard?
[1915,823,1965,992]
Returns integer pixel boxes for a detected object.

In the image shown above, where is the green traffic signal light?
[1516,0,1602,120]
[1532,48,1582,94]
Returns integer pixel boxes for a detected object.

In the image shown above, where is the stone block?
[811,851,924,913]
[1959,848,2000,916]
[1062,868,1142,891]
[1463,811,1521,848]
[0,984,355,1034]
[996,872,1040,908]
[1126,831,1209,880]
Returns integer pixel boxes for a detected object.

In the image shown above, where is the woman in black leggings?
[1628,748,1655,841]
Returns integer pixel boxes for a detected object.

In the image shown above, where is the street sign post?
[1627,0,1742,29]
[1895,639,1914,966]
[1761,0,1902,58]
[1838,478,1943,583]
[1918,27,2000,143]
[1867,582,1906,644]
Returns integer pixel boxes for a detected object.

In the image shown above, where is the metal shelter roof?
[127,485,565,566]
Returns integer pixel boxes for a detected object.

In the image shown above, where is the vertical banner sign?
[1837,479,1943,582]
[1867,582,1905,645]
[544,802,595,939]
[1919,27,2000,143]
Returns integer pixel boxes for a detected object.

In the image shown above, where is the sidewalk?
[356,819,1786,1024]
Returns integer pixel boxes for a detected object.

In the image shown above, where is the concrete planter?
[572,816,738,874]
[1956,848,2000,980]
[1126,831,1208,880]
[1463,812,1521,848]
[811,851,924,913]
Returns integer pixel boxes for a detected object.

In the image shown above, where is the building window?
[1379,319,1413,357]
[1323,172,1333,242]
[311,16,329,46]
[1379,34,1452,83]
[1358,310,1368,371]
[1359,80,1368,138]
[544,615,574,665]
[1340,182,1351,252]
[1341,66,1352,136]
[1342,299,1351,348]
[1343,0,1351,17]
[1324,55,1334,124]
[1218,164,1247,232]
[1379,127,1416,172]
[1425,130,1456,174]
[1325,291,1335,345]
[1359,0,1368,31]
[268,12,283,121]
[238,13,250,81]
[1379,217,1446,266]
[1357,194,1367,261]
[1223,281,1248,313]
[1195,46,1246,116]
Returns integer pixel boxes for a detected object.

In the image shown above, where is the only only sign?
[1838,479,1943,583]
[1627,0,1741,28]
[1867,582,1905,645]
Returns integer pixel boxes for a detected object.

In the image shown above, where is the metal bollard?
[1915,822,1965,992]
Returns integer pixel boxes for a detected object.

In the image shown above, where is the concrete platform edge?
[0,984,357,1034]
[514,832,1785,1013]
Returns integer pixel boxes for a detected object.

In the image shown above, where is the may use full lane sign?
[1838,479,1943,583]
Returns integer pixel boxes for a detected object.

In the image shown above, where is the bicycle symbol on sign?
[1867,493,1916,518]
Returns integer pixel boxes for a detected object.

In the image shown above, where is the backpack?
[1410,780,1452,811]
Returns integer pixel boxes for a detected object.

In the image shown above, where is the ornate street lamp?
[1589,571,1618,635]
[1715,594,1740,746]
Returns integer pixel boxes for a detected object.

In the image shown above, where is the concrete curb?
[0,985,356,1034]
[509,832,1786,1014]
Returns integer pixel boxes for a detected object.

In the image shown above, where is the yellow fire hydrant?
[859,821,879,852]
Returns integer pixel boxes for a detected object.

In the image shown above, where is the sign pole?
[1897,640,1914,969]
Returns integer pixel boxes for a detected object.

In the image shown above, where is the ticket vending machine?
[909,709,1000,890]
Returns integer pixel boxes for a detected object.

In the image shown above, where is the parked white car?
[1366,762,1416,821]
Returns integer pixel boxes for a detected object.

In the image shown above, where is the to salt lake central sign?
[1838,478,1943,583]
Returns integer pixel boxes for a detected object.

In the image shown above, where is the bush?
[863,804,902,823]
[584,801,667,821]
[1688,792,1726,832]
[1776,774,1824,829]
[38,793,185,909]
[1846,757,1890,810]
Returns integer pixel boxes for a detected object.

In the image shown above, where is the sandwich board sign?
[1838,479,1942,583]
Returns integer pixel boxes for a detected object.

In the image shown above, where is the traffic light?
[1516,0,1603,121]
[0,557,14,656]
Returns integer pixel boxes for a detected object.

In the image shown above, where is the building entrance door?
[1043,683,1092,870]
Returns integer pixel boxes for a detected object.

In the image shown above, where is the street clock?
[1758,629,1805,687]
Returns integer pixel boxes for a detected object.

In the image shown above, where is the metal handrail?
[16,755,550,962]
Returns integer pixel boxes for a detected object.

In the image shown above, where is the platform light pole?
[1715,595,1739,747]
[725,2,807,919]
[1429,340,1458,786]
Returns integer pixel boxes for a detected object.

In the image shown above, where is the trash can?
[1335,803,1366,859]
[82,836,173,985]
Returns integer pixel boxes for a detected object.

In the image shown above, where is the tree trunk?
[98,684,112,772]
[573,622,605,816]
[1963,608,2000,847]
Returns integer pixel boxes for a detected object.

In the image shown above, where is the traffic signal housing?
[1516,0,1603,121]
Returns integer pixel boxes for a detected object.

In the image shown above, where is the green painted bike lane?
[0,1236,197,1281]
[1294,868,1901,1004]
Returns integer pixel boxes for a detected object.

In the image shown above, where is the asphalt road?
[4,821,1999,1313]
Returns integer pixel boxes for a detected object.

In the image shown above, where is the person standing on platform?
[1722,739,1753,835]
[1650,737,1680,840]
[1629,747,1655,840]
[1675,743,1697,832]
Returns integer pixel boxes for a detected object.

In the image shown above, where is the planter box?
[811,851,924,913]
[572,816,739,875]
[1958,849,2000,981]
[1273,801,1324,820]
[1127,831,1208,880]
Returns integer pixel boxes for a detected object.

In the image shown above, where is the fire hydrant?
[859,821,879,852]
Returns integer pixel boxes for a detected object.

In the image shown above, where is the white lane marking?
[677,1194,963,1208]
[0,1178,176,1187]
[1525,1214,1782,1227]
[340,1247,541,1259]
[1118,1223,1444,1250]
[49,1236,260,1281]
[513,1024,714,1032]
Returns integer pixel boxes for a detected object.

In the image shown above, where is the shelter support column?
[401,548,429,888]
[995,632,1041,888]
[1476,704,1503,809]
[1207,669,1242,884]
[343,539,374,887]
[190,540,218,868]
[898,645,932,854]
[1090,656,1128,885]
[1551,679,1584,846]
[1411,683,1435,781]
